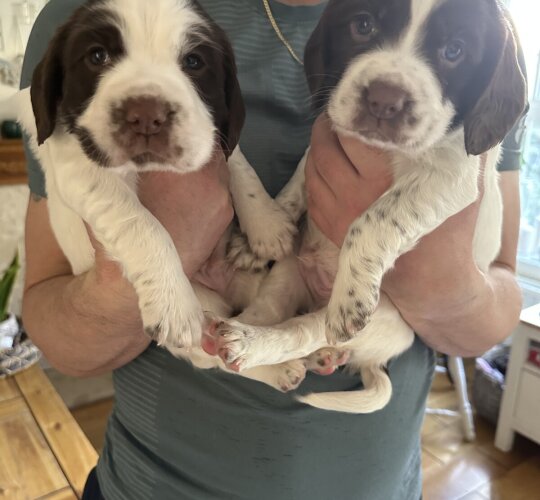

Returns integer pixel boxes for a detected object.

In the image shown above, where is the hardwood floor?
[422,366,540,499]
[71,398,114,453]
[71,367,540,500]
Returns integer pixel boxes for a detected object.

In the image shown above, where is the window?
[0,1,45,60]
[509,1,540,284]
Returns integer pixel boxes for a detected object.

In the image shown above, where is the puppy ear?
[304,13,331,111]
[30,26,68,145]
[220,39,245,158]
[464,19,528,156]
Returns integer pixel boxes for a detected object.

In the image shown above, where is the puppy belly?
[297,243,338,308]
[194,258,235,297]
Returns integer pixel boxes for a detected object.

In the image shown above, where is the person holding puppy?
[21,0,524,498]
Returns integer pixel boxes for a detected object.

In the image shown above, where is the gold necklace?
[262,0,304,66]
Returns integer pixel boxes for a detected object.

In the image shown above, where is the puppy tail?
[296,365,392,414]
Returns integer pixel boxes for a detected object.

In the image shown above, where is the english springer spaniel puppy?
[16,0,305,391]
[210,0,528,412]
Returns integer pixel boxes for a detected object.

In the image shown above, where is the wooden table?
[0,365,98,499]
[0,139,27,186]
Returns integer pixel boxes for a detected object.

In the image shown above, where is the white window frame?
[507,0,540,289]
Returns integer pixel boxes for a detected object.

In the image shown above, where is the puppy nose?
[366,81,409,120]
[124,97,170,136]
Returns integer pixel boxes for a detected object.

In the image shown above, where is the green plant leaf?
[0,252,20,322]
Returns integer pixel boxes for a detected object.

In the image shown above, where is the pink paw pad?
[305,348,351,376]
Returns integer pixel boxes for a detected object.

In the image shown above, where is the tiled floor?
[71,366,540,500]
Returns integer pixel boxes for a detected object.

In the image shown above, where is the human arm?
[305,115,522,357]
[22,157,233,377]
[380,169,521,357]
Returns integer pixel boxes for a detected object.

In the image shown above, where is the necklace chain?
[262,0,304,66]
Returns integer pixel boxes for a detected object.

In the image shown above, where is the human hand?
[138,149,233,278]
[88,147,233,281]
[306,114,485,334]
[82,149,233,337]
[381,184,483,330]
[305,115,393,247]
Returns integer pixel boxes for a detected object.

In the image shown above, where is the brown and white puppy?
[15,0,271,351]
[16,0,306,392]
[212,0,528,412]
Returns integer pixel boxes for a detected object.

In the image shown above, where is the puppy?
[211,0,528,412]
[16,0,305,391]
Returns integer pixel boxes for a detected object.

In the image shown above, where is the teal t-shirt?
[21,1,520,499]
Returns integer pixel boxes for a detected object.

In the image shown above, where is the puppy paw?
[208,319,266,371]
[325,283,379,344]
[227,231,269,272]
[273,360,307,392]
[141,286,204,349]
[305,348,350,375]
[242,204,297,262]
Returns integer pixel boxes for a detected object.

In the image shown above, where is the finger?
[305,152,339,220]
[214,152,230,187]
[310,115,361,199]
[308,204,335,243]
[337,134,393,181]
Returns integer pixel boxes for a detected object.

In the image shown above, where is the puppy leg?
[299,295,415,413]
[326,162,480,343]
[234,255,311,326]
[47,134,203,348]
[173,346,308,393]
[213,308,328,371]
[228,148,297,265]
[275,149,308,221]
[241,360,308,392]
[227,149,308,271]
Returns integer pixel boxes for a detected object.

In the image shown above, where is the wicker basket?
[0,315,41,378]
[472,344,509,425]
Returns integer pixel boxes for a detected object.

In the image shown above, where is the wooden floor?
[71,367,540,500]
[423,367,540,500]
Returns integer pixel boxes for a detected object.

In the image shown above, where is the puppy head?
[30,0,244,171]
[305,0,527,155]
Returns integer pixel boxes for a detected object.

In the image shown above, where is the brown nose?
[124,97,171,136]
[366,81,409,120]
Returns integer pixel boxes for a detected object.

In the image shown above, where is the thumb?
[337,133,393,180]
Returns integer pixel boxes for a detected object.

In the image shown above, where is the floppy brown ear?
[304,13,331,111]
[220,41,245,158]
[30,25,68,145]
[464,20,528,156]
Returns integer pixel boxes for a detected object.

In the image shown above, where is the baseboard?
[44,367,114,409]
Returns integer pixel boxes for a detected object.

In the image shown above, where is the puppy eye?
[350,12,378,42]
[183,53,204,71]
[88,46,110,66]
[441,40,466,64]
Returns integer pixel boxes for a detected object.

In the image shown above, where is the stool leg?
[448,356,476,441]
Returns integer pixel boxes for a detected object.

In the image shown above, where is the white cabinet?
[495,304,540,451]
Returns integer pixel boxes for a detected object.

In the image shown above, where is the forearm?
[22,166,233,377]
[22,272,149,377]
[404,263,522,357]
